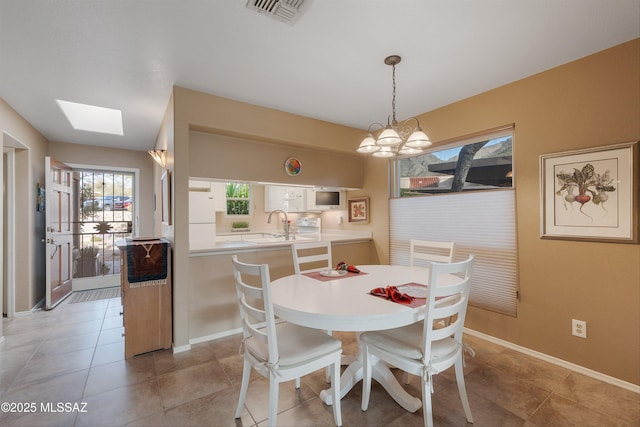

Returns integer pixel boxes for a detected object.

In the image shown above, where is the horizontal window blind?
[390,189,518,316]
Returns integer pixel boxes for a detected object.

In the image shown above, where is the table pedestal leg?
[320,359,363,404]
[370,362,422,413]
[319,358,422,413]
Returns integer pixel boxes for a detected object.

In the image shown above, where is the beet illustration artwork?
[555,163,616,222]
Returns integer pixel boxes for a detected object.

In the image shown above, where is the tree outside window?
[398,136,513,197]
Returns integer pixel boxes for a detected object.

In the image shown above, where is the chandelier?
[357,55,432,157]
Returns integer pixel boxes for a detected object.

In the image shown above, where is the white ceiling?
[1,0,638,152]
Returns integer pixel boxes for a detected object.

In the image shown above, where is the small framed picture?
[348,197,369,223]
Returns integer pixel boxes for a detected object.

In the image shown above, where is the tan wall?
[49,141,155,237]
[1,97,49,312]
[167,87,379,348]
[189,131,364,188]
[409,39,638,384]
[166,40,638,384]
[152,94,175,239]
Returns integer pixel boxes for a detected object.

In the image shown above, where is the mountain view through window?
[398,136,512,196]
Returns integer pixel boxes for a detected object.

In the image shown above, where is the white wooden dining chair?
[232,255,343,427]
[292,240,333,274]
[360,256,475,427]
[292,240,337,382]
[409,239,455,267]
[406,239,457,383]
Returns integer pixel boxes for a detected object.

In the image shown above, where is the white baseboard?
[189,327,243,346]
[464,328,640,394]
[13,310,35,317]
[172,343,192,354]
[11,299,45,317]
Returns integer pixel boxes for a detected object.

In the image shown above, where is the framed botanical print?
[540,141,638,243]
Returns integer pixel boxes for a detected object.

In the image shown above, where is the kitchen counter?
[189,230,372,256]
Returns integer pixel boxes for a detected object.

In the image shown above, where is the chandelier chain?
[391,63,397,124]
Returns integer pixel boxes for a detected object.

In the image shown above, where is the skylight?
[56,100,124,136]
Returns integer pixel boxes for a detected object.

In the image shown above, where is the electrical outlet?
[572,319,587,338]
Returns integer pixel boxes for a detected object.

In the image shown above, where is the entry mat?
[68,287,121,304]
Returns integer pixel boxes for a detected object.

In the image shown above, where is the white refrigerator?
[189,191,217,250]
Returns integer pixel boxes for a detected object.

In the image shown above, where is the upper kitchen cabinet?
[212,182,227,212]
[264,185,307,212]
[189,179,211,191]
[189,179,226,212]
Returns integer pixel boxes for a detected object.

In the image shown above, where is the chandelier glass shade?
[357,55,432,157]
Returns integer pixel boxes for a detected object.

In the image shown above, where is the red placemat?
[303,270,368,282]
[369,282,428,308]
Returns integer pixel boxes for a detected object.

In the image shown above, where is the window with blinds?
[390,126,518,316]
[389,191,518,316]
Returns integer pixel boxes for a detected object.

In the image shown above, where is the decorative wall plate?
[284,157,302,176]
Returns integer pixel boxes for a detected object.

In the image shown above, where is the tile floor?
[0,294,638,426]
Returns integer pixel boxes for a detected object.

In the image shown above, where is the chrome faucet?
[267,209,290,240]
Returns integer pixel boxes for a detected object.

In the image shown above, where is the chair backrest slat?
[238,294,266,323]
[410,239,455,267]
[242,317,268,345]
[293,241,332,274]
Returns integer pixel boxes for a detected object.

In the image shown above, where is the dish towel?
[370,285,414,304]
[126,240,168,285]
[336,261,360,273]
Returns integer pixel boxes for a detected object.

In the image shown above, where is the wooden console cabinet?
[118,239,172,358]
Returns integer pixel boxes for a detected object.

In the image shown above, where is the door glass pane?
[75,170,134,278]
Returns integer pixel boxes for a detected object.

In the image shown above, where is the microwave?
[316,190,341,206]
[307,189,344,210]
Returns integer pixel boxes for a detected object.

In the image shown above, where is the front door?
[45,156,74,309]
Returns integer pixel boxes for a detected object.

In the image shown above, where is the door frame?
[3,147,16,318]
[2,131,26,318]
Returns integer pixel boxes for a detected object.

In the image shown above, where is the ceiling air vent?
[246,0,311,25]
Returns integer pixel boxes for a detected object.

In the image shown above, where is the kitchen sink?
[215,241,257,248]
[244,237,286,244]
[242,234,317,244]
[216,232,318,246]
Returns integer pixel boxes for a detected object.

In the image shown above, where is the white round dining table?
[271,264,448,412]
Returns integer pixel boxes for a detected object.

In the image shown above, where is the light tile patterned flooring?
[0,295,638,426]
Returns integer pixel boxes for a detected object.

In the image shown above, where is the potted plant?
[76,246,100,277]
[232,221,250,232]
